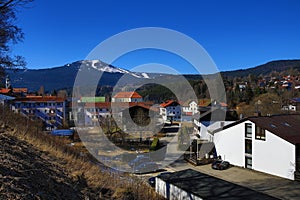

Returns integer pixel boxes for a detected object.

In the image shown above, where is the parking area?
[166,157,300,200]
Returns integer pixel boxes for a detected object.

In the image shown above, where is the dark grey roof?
[157,169,278,200]
[213,114,300,145]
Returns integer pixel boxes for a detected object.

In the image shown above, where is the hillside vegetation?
[0,108,163,200]
[221,59,300,77]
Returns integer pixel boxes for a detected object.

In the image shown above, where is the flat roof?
[157,169,278,200]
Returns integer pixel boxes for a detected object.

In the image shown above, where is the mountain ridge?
[5,59,300,92]
[221,59,300,77]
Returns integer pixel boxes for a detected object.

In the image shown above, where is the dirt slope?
[0,130,95,200]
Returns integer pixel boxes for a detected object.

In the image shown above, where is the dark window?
[245,123,252,138]
[245,156,252,169]
[255,126,266,140]
[245,139,252,154]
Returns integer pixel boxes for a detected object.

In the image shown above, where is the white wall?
[111,97,129,102]
[214,120,296,180]
[156,177,202,200]
[112,97,142,102]
[169,184,202,200]
[201,121,235,142]
[200,124,211,141]
[156,177,167,199]
[159,108,167,121]
[214,122,248,167]
[253,129,295,180]
[182,101,199,115]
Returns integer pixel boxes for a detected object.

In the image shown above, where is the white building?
[195,121,235,142]
[213,114,300,180]
[192,107,237,142]
[74,102,111,126]
[182,100,199,115]
[159,100,181,122]
[282,98,300,112]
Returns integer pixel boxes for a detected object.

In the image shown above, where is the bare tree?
[0,0,33,75]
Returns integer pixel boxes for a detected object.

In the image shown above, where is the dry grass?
[0,108,164,200]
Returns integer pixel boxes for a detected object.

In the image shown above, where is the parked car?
[128,154,151,168]
[211,159,230,170]
[134,162,159,174]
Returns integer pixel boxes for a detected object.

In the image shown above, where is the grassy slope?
[0,109,163,200]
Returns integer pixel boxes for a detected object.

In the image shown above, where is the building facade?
[11,96,66,130]
[182,100,198,116]
[160,100,181,122]
[213,115,300,180]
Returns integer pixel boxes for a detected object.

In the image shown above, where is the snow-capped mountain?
[5,60,154,91]
[67,60,150,79]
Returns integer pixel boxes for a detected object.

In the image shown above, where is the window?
[255,126,266,140]
[245,139,252,154]
[245,156,252,169]
[245,123,252,138]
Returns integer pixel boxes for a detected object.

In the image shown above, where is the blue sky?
[13,0,300,74]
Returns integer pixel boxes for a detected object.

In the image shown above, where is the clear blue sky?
[13,0,300,74]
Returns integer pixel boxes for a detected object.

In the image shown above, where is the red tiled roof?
[84,102,111,109]
[0,88,11,94]
[15,96,66,102]
[184,112,193,116]
[160,100,180,108]
[219,102,228,107]
[113,91,142,99]
[128,103,159,112]
[13,88,28,93]
[83,102,158,111]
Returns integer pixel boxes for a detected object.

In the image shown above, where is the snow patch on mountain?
[141,73,150,78]
[74,60,151,79]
